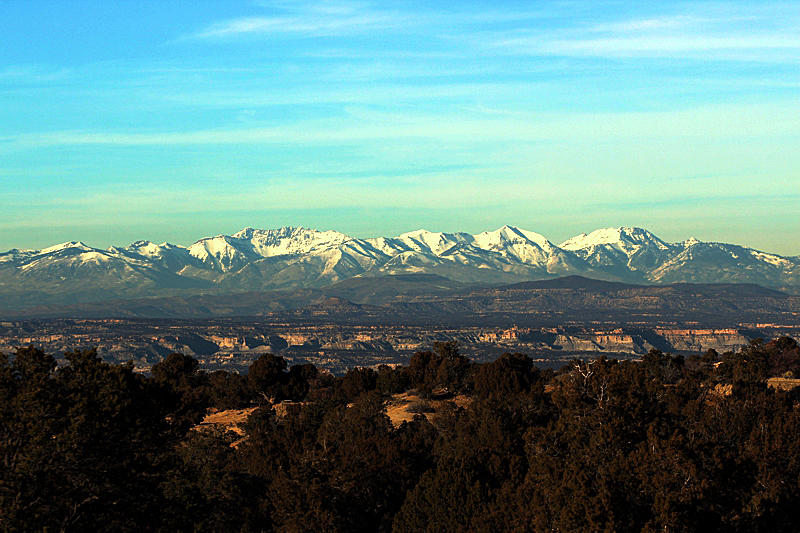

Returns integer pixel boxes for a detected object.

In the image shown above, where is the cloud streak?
[531,35,800,57]
[193,1,560,40]
[467,4,800,60]
[0,65,72,84]
[590,16,709,32]
[194,1,415,38]
[197,13,402,37]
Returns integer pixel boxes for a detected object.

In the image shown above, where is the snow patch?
[41,241,93,254]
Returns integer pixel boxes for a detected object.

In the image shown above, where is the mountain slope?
[560,227,679,278]
[0,241,212,308]
[649,240,800,285]
[2,225,798,311]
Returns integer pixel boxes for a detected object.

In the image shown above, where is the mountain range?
[2,225,799,312]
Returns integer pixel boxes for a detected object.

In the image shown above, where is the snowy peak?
[391,225,556,261]
[122,240,181,257]
[239,226,352,257]
[473,225,553,250]
[189,235,256,272]
[510,227,553,248]
[467,226,558,266]
[396,230,471,256]
[188,227,355,271]
[7,241,103,268]
[231,227,260,239]
[40,241,95,254]
[115,240,194,273]
[558,227,678,274]
[128,239,156,249]
[647,240,800,284]
[560,227,669,252]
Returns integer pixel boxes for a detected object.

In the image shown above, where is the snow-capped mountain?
[560,227,678,278]
[113,240,198,272]
[649,240,800,286]
[392,229,471,256]
[0,240,211,310]
[187,227,355,272]
[2,225,799,310]
[234,226,351,257]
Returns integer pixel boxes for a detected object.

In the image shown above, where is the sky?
[1,0,799,255]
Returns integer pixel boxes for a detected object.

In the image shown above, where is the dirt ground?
[195,391,475,436]
[385,391,472,428]
[195,406,258,436]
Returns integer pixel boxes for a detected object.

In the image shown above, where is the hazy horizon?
[2,1,799,255]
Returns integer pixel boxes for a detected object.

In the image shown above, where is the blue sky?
[1,0,799,254]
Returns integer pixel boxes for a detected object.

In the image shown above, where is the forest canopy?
[2,338,800,532]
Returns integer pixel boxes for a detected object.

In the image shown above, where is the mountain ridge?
[2,225,799,311]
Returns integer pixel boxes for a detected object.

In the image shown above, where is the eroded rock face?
[655,329,751,352]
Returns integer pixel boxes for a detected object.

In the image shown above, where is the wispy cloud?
[472,3,800,60]
[196,14,398,37]
[591,15,708,32]
[533,35,800,57]
[194,1,413,38]
[186,0,800,66]
[193,1,561,40]
[0,65,71,84]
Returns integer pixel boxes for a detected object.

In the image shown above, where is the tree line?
[2,337,800,532]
